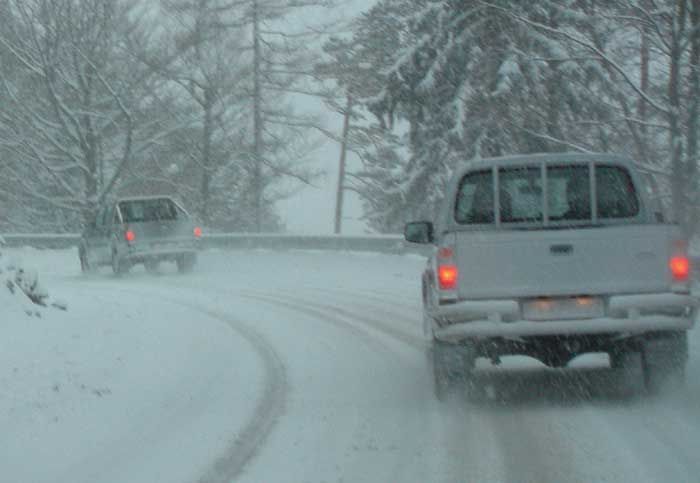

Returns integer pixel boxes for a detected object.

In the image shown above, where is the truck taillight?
[194,226,202,238]
[438,264,458,290]
[670,256,690,281]
[124,230,135,243]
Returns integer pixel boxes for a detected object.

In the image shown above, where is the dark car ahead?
[79,196,201,275]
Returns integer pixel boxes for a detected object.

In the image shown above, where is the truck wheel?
[145,259,159,274]
[79,247,96,274]
[609,350,644,397]
[642,331,688,395]
[431,339,474,402]
[176,253,196,273]
[111,250,130,276]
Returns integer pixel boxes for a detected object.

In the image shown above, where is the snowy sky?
[278,0,376,235]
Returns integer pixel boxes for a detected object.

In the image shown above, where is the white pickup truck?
[405,153,697,400]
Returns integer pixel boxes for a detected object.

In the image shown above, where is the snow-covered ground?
[1,247,700,482]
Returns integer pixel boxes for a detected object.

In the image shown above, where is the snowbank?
[0,244,65,318]
[0,247,261,483]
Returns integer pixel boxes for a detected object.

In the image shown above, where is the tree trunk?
[252,0,264,232]
[334,94,352,234]
[639,6,650,142]
[200,87,214,226]
[669,0,687,228]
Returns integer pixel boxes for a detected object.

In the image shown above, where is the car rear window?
[118,199,181,223]
[454,163,640,225]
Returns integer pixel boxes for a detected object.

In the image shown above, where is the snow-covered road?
[2,248,700,482]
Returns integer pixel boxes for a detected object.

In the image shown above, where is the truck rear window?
[596,165,639,218]
[119,199,182,223]
[455,164,640,225]
[500,167,544,223]
[455,170,494,224]
[547,165,591,221]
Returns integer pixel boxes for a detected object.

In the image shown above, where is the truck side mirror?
[404,221,434,244]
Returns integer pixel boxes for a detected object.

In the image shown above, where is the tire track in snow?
[231,292,457,483]
[119,281,426,481]
[191,305,287,483]
[307,286,422,313]
[242,291,425,352]
[276,286,422,326]
[76,282,289,483]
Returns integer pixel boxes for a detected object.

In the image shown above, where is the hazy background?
[279,0,374,235]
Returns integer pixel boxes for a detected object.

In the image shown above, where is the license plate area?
[522,296,604,321]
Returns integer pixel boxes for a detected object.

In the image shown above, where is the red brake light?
[194,226,202,238]
[125,230,135,242]
[670,256,690,281]
[438,264,458,290]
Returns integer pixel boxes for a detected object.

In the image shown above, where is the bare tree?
[148,0,254,229]
[0,0,182,229]
[243,0,334,231]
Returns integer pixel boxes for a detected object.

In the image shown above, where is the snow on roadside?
[0,247,262,483]
[2,246,700,482]
[1,242,66,317]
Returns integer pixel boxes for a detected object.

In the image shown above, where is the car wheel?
[111,249,130,276]
[642,331,687,395]
[145,259,159,274]
[176,253,196,274]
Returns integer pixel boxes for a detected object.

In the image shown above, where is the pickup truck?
[405,153,697,400]
[79,196,201,275]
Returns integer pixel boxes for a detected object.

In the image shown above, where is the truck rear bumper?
[124,244,197,263]
[432,293,697,342]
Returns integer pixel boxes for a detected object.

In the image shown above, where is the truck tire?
[145,259,159,274]
[609,350,645,397]
[431,339,474,402]
[176,253,196,273]
[642,331,687,395]
[111,249,130,276]
[79,246,96,274]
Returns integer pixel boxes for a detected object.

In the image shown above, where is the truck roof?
[115,195,177,203]
[460,152,633,173]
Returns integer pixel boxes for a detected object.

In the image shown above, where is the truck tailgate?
[129,220,195,248]
[454,224,677,299]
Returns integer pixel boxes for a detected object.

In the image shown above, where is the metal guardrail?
[0,232,431,256]
[2,233,700,279]
[1,233,80,249]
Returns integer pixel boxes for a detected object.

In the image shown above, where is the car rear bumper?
[431,292,698,342]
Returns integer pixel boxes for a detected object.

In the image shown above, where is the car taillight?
[670,256,690,281]
[438,264,458,290]
[194,226,202,238]
[125,230,135,243]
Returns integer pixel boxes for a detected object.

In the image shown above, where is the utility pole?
[334,94,352,234]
